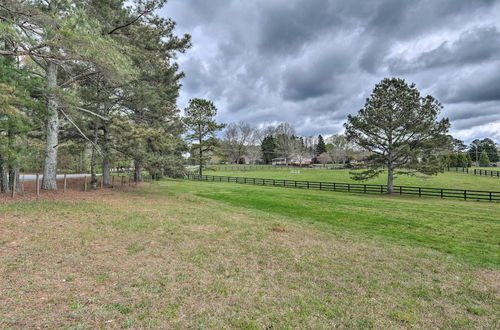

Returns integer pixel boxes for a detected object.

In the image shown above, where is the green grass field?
[204,168,500,191]
[1,179,498,328]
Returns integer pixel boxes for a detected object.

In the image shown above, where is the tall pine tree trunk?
[0,160,9,193]
[90,123,98,188]
[9,165,19,191]
[102,127,110,185]
[198,135,203,176]
[42,61,59,190]
[387,165,394,194]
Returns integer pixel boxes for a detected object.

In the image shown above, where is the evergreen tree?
[448,154,457,167]
[316,135,327,155]
[459,153,468,168]
[441,154,451,168]
[466,153,473,167]
[0,57,44,192]
[261,136,277,164]
[479,150,490,167]
[184,99,225,176]
[345,78,449,193]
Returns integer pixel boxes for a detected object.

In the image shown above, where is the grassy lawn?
[204,168,500,191]
[1,180,499,328]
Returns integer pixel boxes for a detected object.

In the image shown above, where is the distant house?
[272,157,287,165]
[272,156,313,166]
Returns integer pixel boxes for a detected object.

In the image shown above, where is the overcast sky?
[160,0,500,144]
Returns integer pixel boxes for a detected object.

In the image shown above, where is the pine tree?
[479,150,490,167]
[261,136,277,164]
[466,153,473,167]
[316,135,327,155]
[345,78,449,193]
[184,99,225,176]
[459,153,468,168]
[0,57,44,192]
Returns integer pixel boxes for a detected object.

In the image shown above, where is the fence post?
[347,184,350,192]
[36,173,40,199]
[418,187,421,197]
[441,189,443,199]
[364,184,366,193]
[399,186,402,195]
[464,190,466,200]
[490,192,492,202]
[84,176,88,192]
[319,182,322,190]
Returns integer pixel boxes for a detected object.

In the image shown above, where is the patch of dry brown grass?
[0,185,498,328]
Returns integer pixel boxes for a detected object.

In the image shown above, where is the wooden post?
[36,173,40,199]
[63,174,67,193]
[11,174,16,198]
[84,175,88,192]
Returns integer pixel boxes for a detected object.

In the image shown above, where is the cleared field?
[1,180,498,328]
[205,168,500,191]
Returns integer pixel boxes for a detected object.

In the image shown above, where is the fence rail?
[186,174,500,202]
[446,167,500,178]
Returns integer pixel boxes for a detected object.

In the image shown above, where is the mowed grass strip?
[170,179,500,268]
[204,168,500,191]
[0,180,498,328]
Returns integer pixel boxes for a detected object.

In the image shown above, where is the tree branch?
[75,107,110,121]
[107,11,147,34]
[60,109,103,156]
[60,71,99,87]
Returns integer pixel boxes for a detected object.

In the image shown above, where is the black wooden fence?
[186,174,500,202]
[446,167,500,178]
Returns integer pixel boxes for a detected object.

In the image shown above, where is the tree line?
[0,0,192,192]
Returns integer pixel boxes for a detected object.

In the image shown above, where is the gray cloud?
[162,0,500,143]
[389,27,500,73]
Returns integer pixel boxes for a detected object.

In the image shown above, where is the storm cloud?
[161,0,500,143]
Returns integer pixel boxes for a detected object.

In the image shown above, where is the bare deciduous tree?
[275,123,296,163]
[327,134,350,165]
[223,122,253,164]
